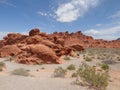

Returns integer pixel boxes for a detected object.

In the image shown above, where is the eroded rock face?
[0,45,21,57]
[0,28,120,65]
[29,44,59,63]
[15,44,60,64]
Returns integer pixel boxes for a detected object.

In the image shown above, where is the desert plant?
[12,68,30,76]
[84,57,92,61]
[0,62,6,72]
[0,66,3,71]
[53,67,67,77]
[64,56,70,60]
[72,72,77,77]
[67,64,76,70]
[0,62,5,67]
[75,62,109,90]
[100,64,109,71]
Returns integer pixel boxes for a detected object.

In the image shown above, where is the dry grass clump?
[11,68,30,76]
[64,56,71,60]
[0,62,6,71]
[53,67,67,77]
[84,56,92,61]
[75,62,109,90]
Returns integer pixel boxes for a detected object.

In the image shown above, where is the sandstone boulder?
[29,44,59,64]
[0,45,21,57]
[26,35,42,44]
[29,28,40,36]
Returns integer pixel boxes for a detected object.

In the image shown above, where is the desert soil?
[0,55,120,90]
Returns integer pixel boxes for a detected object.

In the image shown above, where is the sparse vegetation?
[64,56,71,60]
[53,67,67,77]
[75,62,109,90]
[67,64,76,70]
[100,64,109,71]
[84,56,92,61]
[0,62,5,67]
[102,59,116,65]
[12,68,30,76]
[0,62,6,71]
[72,73,77,77]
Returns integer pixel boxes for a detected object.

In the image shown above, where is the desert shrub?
[100,64,109,71]
[53,67,67,77]
[116,57,120,61]
[64,56,70,60]
[118,58,120,61]
[84,57,92,61]
[0,62,6,72]
[67,64,76,70]
[0,62,5,67]
[75,62,109,90]
[76,51,81,56]
[0,66,3,71]
[83,54,86,58]
[12,68,30,76]
[72,72,77,77]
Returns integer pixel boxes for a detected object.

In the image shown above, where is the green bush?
[54,67,67,77]
[67,64,76,70]
[64,56,70,60]
[12,68,30,76]
[100,64,109,71]
[75,62,109,90]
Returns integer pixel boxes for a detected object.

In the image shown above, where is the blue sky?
[0,0,120,40]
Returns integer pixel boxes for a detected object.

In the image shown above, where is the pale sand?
[0,56,120,90]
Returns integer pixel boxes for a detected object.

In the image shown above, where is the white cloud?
[0,32,9,40]
[84,25,120,40]
[55,0,99,22]
[109,10,120,19]
[0,0,16,7]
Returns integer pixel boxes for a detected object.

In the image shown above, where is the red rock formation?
[29,28,40,36]
[0,28,120,65]
[15,44,60,64]
[0,45,21,57]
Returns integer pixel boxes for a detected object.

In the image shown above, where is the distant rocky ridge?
[117,38,120,40]
[0,28,120,65]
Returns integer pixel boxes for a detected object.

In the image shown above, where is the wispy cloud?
[96,24,102,27]
[84,10,120,40]
[109,10,120,19]
[55,0,99,22]
[84,25,120,40]
[37,12,48,16]
[37,11,55,18]
[0,0,16,7]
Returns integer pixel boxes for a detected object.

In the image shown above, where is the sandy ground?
[0,55,120,90]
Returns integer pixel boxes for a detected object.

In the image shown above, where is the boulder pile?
[0,28,120,64]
